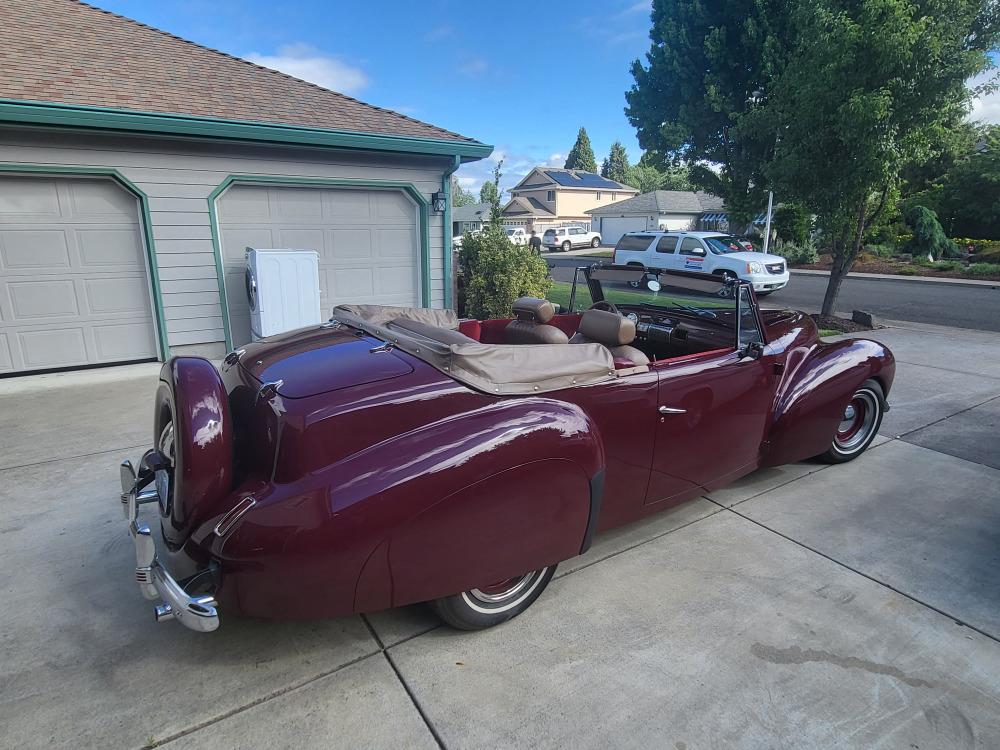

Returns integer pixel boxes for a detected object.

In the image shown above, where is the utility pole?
[762,191,774,254]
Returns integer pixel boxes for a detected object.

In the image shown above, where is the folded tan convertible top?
[332,304,618,395]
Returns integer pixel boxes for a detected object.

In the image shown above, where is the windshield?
[578,266,738,320]
[704,236,747,254]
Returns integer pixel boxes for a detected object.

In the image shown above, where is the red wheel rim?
[833,389,879,453]
[477,576,527,596]
[836,397,866,442]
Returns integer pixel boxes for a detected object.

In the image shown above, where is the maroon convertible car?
[119,265,893,632]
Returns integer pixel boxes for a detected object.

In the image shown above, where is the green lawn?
[545,281,734,312]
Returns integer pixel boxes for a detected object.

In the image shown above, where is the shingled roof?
[0,0,477,144]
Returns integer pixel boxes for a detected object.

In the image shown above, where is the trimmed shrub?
[459,228,551,319]
[966,262,1000,277]
[772,239,819,265]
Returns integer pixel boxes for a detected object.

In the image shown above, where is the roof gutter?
[0,99,493,159]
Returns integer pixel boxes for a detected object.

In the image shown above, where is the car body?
[119,265,893,632]
[613,231,790,294]
[451,228,482,249]
[504,227,531,245]
[542,226,602,251]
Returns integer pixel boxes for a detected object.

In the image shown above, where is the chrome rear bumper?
[119,459,220,632]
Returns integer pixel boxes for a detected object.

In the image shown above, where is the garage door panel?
[0,178,60,217]
[0,334,12,372]
[276,228,325,252]
[329,229,372,259]
[19,327,88,368]
[374,192,415,220]
[600,217,648,245]
[275,188,323,218]
[331,267,374,297]
[93,321,158,360]
[376,228,417,258]
[67,179,139,217]
[77,228,145,267]
[0,230,72,269]
[379,266,418,295]
[220,228,274,263]
[0,176,159,373]
[221,185,270,218]
[322,190,371,218]
[84,277,151,314]
[8,279,80,319]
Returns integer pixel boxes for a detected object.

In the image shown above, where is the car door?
[568,227,582,247]
[645,286,775,506]
[652,234,681,270]
[676,236,709,274]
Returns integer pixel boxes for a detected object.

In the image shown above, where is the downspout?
[442,155,461,310]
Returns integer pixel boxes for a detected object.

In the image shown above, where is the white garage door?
[599,216,650,245]
[0,176,159,374]
[217,184,421,346]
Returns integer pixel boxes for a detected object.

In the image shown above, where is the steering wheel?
[589,300,620,315]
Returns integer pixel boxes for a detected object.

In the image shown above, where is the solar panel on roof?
[543,170,623,189]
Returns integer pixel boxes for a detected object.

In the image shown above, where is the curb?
[790,268,999,288]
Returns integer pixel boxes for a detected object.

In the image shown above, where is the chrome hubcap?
[468,573,534,604]
[835,390,879,453]
[155,423,175,514]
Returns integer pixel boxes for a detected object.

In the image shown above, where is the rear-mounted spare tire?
[154,357,234,547]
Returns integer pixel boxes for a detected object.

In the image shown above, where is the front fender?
[216,397,605,619]
[764,338,895,465]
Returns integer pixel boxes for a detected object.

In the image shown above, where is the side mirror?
[743,341,764,360]
[646,278,662,292]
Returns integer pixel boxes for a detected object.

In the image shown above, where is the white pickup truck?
[505,227,530,246]
[542,226,602,251]
[612,231,789,295]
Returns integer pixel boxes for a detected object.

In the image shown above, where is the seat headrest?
[512,297,555,324]
[577,309,636,346]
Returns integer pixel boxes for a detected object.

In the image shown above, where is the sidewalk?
[791,267,999,287]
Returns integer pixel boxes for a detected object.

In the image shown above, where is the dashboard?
[622,306,734,357]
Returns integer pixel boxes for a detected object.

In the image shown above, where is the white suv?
[612,231,789,295]
[542,226,602,251]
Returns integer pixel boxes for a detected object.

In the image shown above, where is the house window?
[596,192,603,200]
[546,190,555,201]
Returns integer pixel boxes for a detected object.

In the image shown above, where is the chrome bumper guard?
[119,459,220,632]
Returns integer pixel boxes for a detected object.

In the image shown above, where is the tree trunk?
[821,198,869,317]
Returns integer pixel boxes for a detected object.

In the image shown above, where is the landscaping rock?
[852,309,877,327]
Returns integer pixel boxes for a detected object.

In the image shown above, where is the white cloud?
[423,25,454,42]
[246,43,368,95]
[968,70,1000,124]
[458,57,489,77]
[547,153,566,166]
[457,176,476,188]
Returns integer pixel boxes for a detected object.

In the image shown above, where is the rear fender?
[764,338,894,465]
[154,357,234,547]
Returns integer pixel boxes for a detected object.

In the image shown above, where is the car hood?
[239,326,414,398]
[722,251,786,265]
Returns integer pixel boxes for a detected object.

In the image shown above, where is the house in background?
[452,202,492,236]
[0,0,489,376]
[587,190,749,245]
[500,168,638,232]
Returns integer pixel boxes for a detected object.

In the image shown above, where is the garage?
[597,216,650,245]
[0,175,159,374]
[217,183,422,347]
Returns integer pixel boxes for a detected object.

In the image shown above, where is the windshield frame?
[568,263,768,347]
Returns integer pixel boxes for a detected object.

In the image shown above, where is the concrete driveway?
[2,320,999,749]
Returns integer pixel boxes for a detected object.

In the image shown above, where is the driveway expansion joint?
[383,650,447,750]
[715,502,1000,646]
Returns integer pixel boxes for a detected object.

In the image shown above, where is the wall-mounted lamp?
[431,191,446,212]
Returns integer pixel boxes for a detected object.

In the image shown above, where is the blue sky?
[91,3,999,199]
[94,0,657,196]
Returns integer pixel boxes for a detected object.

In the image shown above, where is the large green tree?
[764,0,998,314]
[451,176,477,208]
[601,141,632,183]
[626,0,786,228]
[565,127,598,172]
[479,177,499,207]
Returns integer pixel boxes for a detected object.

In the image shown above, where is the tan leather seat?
[505,297,569,345]
[569,309,650,365]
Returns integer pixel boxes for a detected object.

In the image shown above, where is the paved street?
[1,321,999,749]
[543,255,1000,332]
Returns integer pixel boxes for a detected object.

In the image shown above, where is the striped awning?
[703,212,729,222]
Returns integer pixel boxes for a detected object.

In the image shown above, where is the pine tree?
[564,128,598,172]
[601,141,631,183]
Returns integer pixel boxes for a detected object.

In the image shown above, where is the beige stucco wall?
[556,189,636,219]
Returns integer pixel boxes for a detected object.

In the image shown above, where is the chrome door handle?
[658,406,686,415]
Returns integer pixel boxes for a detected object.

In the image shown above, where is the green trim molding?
[207,175,436,351]
[0,99,493,160]
[442,155,461,309]
[0,163,171,361]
